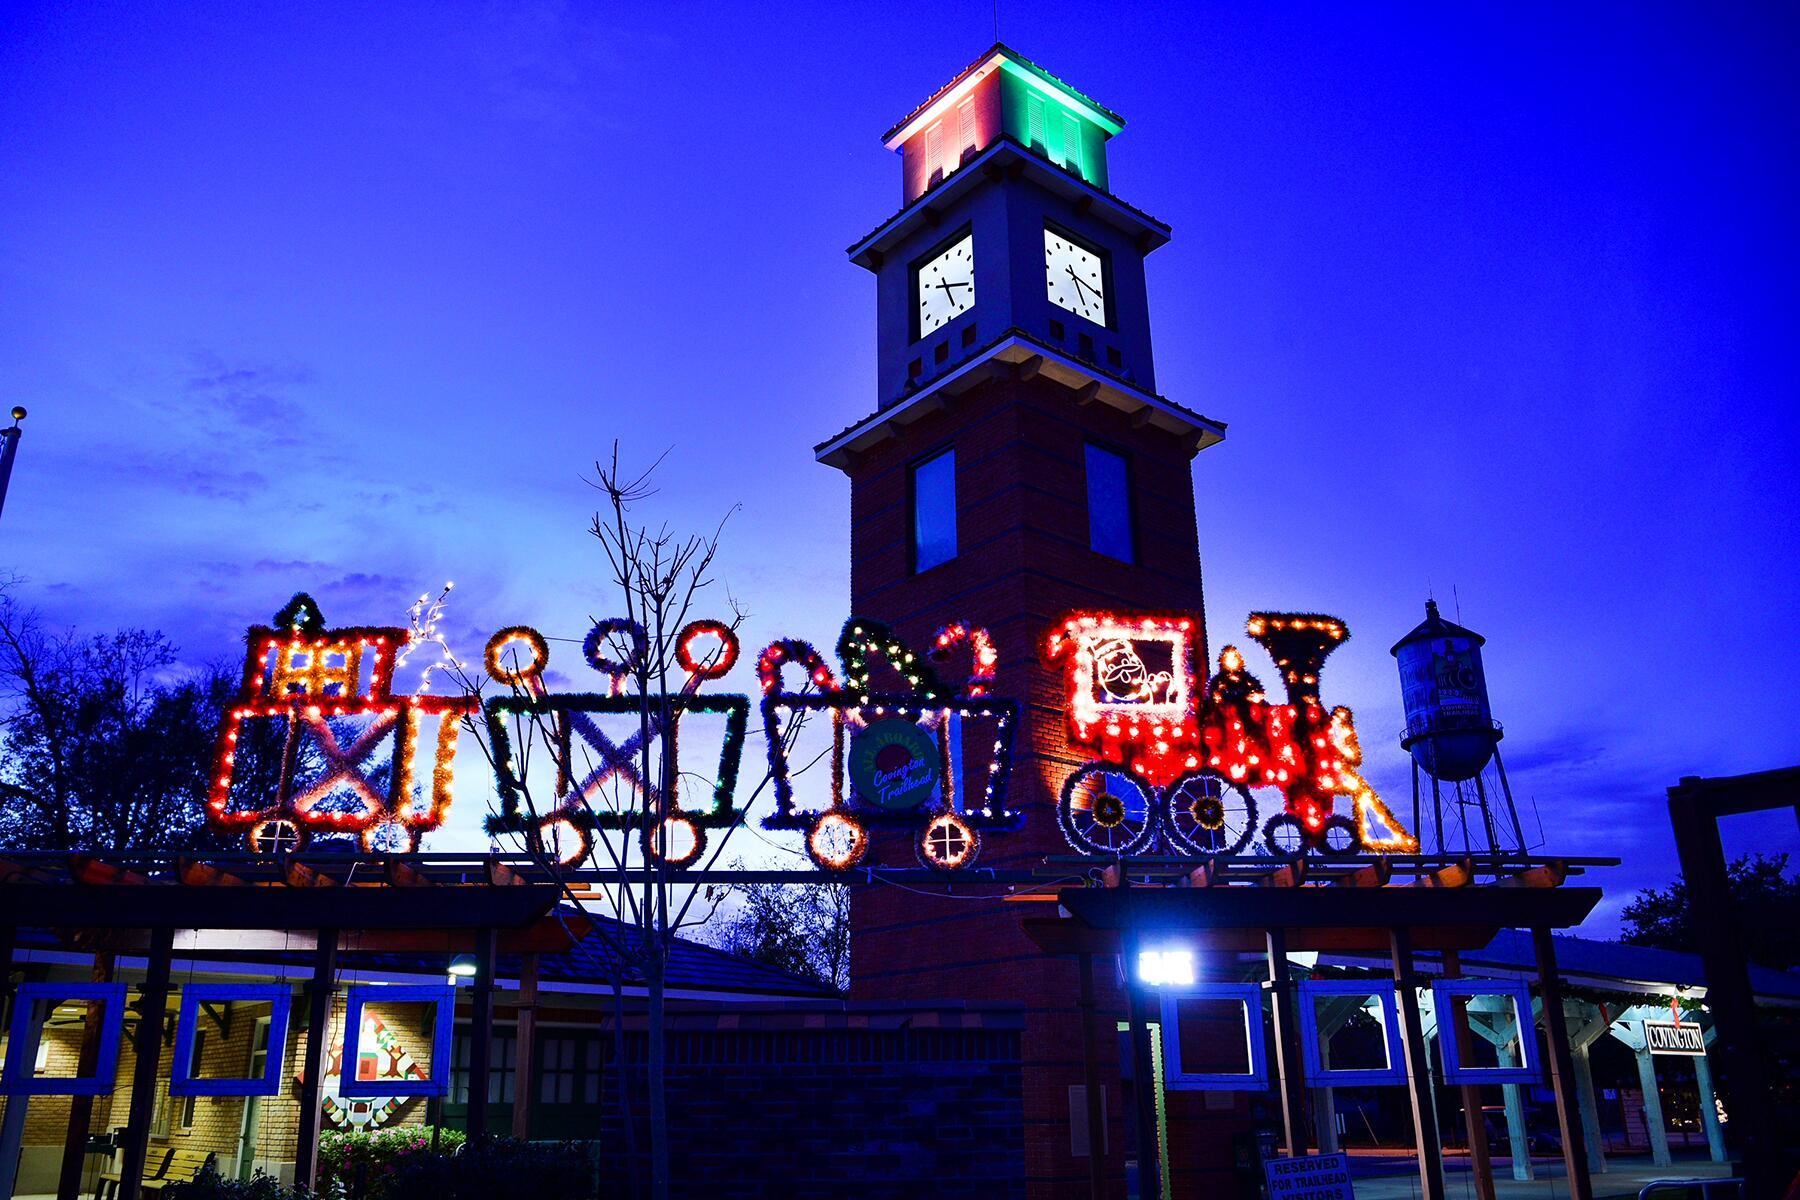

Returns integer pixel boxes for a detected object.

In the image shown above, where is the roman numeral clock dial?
[916,233,975,336]
[1045,228,1106,323]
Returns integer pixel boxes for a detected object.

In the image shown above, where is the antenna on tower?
[993,0,1000,42]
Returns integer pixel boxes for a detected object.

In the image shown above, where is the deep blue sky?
[3,2,1796,930]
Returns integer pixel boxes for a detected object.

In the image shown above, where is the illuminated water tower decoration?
[1390,599,1527,855]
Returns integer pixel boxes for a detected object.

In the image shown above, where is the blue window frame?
[1,982,127,1096]
[911,448,957,572]
[1298,979,1407,1087]
[1158,983,1267,1091]
[1432,978,1541,1085]
[1085,443,1134,562]
[339,985,455,1097]
[170,983,292,1096]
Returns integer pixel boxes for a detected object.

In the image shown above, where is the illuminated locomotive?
[1043,610,1416,858]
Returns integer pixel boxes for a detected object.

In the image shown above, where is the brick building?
[819,44,1236,1197]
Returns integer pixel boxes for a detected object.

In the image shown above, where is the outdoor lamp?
[1136,948,1196,987]
[447,955,478,980]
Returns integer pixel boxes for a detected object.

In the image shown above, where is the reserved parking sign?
[1265,1151,1355,1199]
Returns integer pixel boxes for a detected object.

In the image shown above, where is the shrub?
[317,1126,467,1199]
[381,1137,594,1200]
[165,1164,317,1200]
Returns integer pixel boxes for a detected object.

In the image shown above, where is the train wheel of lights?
[1162,773,1256,857]
[485,626,549,686]
[248,818,306,855]
[1262,814,1309,859]
[645,814,706,869]
[918,812,979,871]
[360,820,417,854]
[1058,763,1157,856]
[535,817,591,868]
[808,811,869,871]
[1316,814,1361,857]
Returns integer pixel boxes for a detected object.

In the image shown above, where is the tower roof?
[1389,599,1486,656]
[881,43,1125,150]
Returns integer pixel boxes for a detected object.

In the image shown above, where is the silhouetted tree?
[710,863,850,992]
[1620,852,1800,969]
[0,590,235,852]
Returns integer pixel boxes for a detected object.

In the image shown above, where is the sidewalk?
[1349,1153,1734,1200]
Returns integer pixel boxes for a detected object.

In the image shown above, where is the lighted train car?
[1043,611,1416,859]
[481,619,749,869]
[207,594,475,854]
[758,618,1020,872]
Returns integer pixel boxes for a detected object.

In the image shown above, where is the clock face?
[1045,228,1107,324]
[915,233,975,337]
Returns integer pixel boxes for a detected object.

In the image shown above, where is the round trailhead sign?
[849,718,941,811]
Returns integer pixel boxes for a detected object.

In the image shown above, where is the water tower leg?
[1492,745,1528,852]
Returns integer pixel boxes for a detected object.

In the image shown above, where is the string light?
[1044,609,1417,857]
[207,594,474,852]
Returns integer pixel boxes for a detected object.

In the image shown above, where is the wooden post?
[1531,927,1594,1200]
[1443,950,1495,1200]
[293,931,338,1191]
[56,950,114,1200]
[1121,930,1162,1200]
[116,929,173,1200]
[466,927,498,1139]
[1265,928,1310,1156]
[1390,926,1445,1200]
[511,954,539,1141]
[1077,952,1107,1200]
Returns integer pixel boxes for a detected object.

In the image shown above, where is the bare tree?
[434,446,829,1199]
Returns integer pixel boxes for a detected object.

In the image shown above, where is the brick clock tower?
[816,47,1231,1197]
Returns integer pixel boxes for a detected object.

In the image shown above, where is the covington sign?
[1643,1019,1706,1056]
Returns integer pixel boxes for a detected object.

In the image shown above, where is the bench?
[95,1147,216,1198]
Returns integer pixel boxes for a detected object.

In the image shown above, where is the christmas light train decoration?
[206,595,475,854]
[1043,609,1416,858]
[482,618,747,868]
[758,617,1020,872]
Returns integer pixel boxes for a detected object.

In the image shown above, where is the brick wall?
[840,370,1227,1197]
[598,1006,1026,1200]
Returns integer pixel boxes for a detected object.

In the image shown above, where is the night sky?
[3,2,1795,931]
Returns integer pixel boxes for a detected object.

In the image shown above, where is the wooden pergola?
[1020,854,1610,1200]
[0,853,578,1200]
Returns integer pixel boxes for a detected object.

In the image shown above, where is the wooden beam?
[1533,928,1595,1200]
[1391,927,1446,1200]
[1496,861,1568,888]
[55,952,113,1200]
[116,929,173,1200]
[284,860,336,888]
[1264,860,1307,888]
[1330,861,1392,888]
[293,931,338,1191]
[466,927,498,1140]
[1074,381,1103,406]
[1266,928,1310,1156]
[179,860,248,887]
[1444,949,1496,1200]
[1016,354,1045,381]
[1411,858,1475,888]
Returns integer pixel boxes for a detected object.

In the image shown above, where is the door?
[235,1017,272,1180]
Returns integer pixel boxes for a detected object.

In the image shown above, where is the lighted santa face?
[1094,639,1152,702]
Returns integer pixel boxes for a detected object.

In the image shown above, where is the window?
[450,1029,517,1106]
[1060,111,1083,174]
[957,97,976,161]
[539,1035,602,1106]
[925,121,945,184]
[1085,444,1134,563]
[911,449,957,572]
[1026,94,1046,153]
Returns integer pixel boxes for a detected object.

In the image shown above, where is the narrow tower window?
[1060,111,1084,176]
[925,121,946,184]
[1026,94,1046,154]
[1085,443,1134,563]
[958,97,977,161]
[911,448,958,572]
